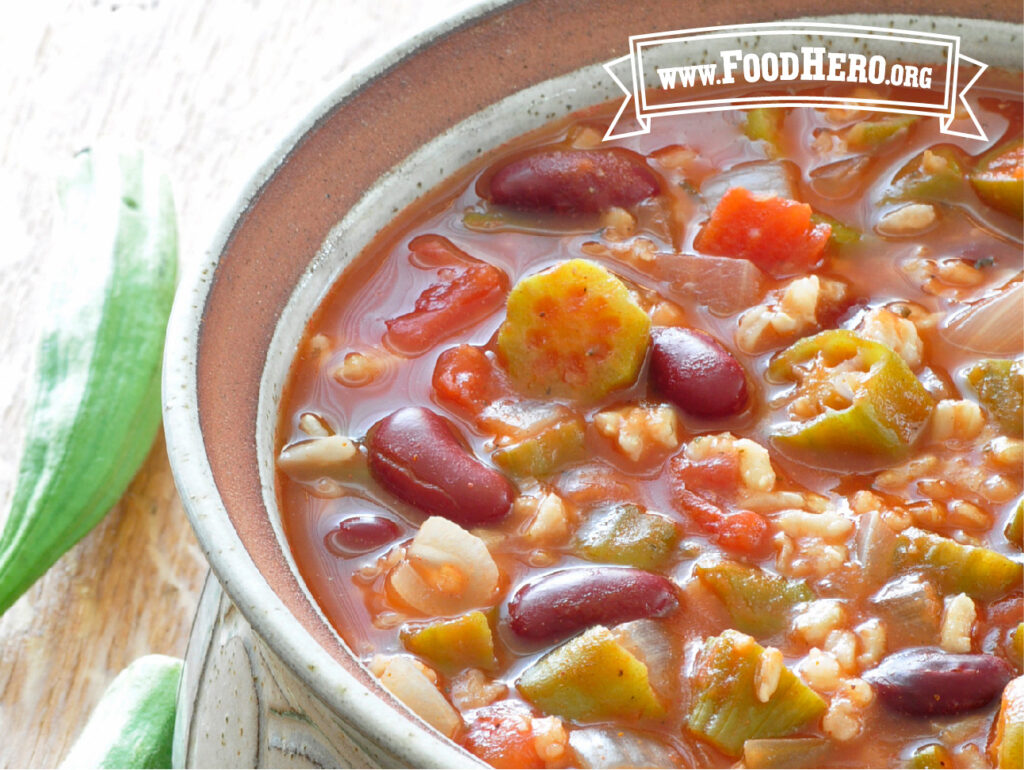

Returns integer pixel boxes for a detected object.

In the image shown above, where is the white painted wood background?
[0,1,478,765]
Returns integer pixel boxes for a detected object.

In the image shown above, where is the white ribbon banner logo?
[604,22,988,142]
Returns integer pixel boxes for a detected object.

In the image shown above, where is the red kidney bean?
[325,514,401,557]
[649,326,748,418]
[864,647,1013,716]
[508,567,679,641]
[366,406,514,527]
[484,148,660,214]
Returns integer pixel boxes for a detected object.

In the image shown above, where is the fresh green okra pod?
[60,654,182,769]
[0,147,177,615]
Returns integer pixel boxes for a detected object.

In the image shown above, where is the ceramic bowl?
[163,1,1021,766]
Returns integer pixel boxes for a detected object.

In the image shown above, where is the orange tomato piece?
[384,238,509,356]
[694,187,831,277]
[432,344,510,417]
[671,453,741,498]
[669,456,772,556]
[990,676,1024,768]
[462,701,545,769]
[713,510,772,555]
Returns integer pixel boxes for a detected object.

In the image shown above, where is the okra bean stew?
[276,76,1024,769]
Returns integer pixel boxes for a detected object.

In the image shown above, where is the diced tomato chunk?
[712,510,772,556]
[694,187,831,277]
[669,456,772,556]
[672,487,727,531]
[384,241,509,355]
[432,344,510,416]
[462,701,545,769]
[408,233,477,268]
[671,454,741,498]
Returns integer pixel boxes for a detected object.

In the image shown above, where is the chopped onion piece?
[700,160,798,209]
[809,155,872,199]
[611,619,677,697]
[856,509,899,586]
[569,726,681,768]
[940,280,1023,355]
[389,516,499,615]
[376,655,461,737]
[656,252,766,316]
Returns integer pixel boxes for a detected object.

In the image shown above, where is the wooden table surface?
[0,1,477,766]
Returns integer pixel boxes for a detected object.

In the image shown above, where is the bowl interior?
[258,5,1021,661]
[166,1,1021,764]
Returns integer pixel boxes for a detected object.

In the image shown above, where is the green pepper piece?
[463,208,508,231]
[970,140,1023,219]
[687,630,826,757]
[1007,499,1023,551]
[966,359,1023,437]
[573,503,679,570]
[743,108,786,157]
[895,527,1023,601]
[886,146,966,203]
[695,562,813,637]
[400,611,497,674]
[810,211,861,248]
[846,115,918,150]
[517,625,665,722]
[769,330,934,472]
[906,743,955,769]
[463,207,549,233]
[743,738,830,769]
[870,575,942,648]
[492,416,586,478]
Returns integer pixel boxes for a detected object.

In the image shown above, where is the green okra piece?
[966,359,1023,438]
[517,625,665,722]
[400,611,498,674]
[886,146,966,203]
[769,330,934,472]
[743,108,786,157]
[695,561,813,637]
[0,147,177,615]
[743,737,830,768]
[492,415,586,478]
[970,139,1023,219]
[846,115,918,150]
[905,743,955,769]
[894,527,1023,602]
[810,211,861,248]
[687,630,826,757]
[573,503,679,570]
[60,654,182,769]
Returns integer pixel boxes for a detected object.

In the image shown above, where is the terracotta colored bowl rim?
[163,1,1020,766]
